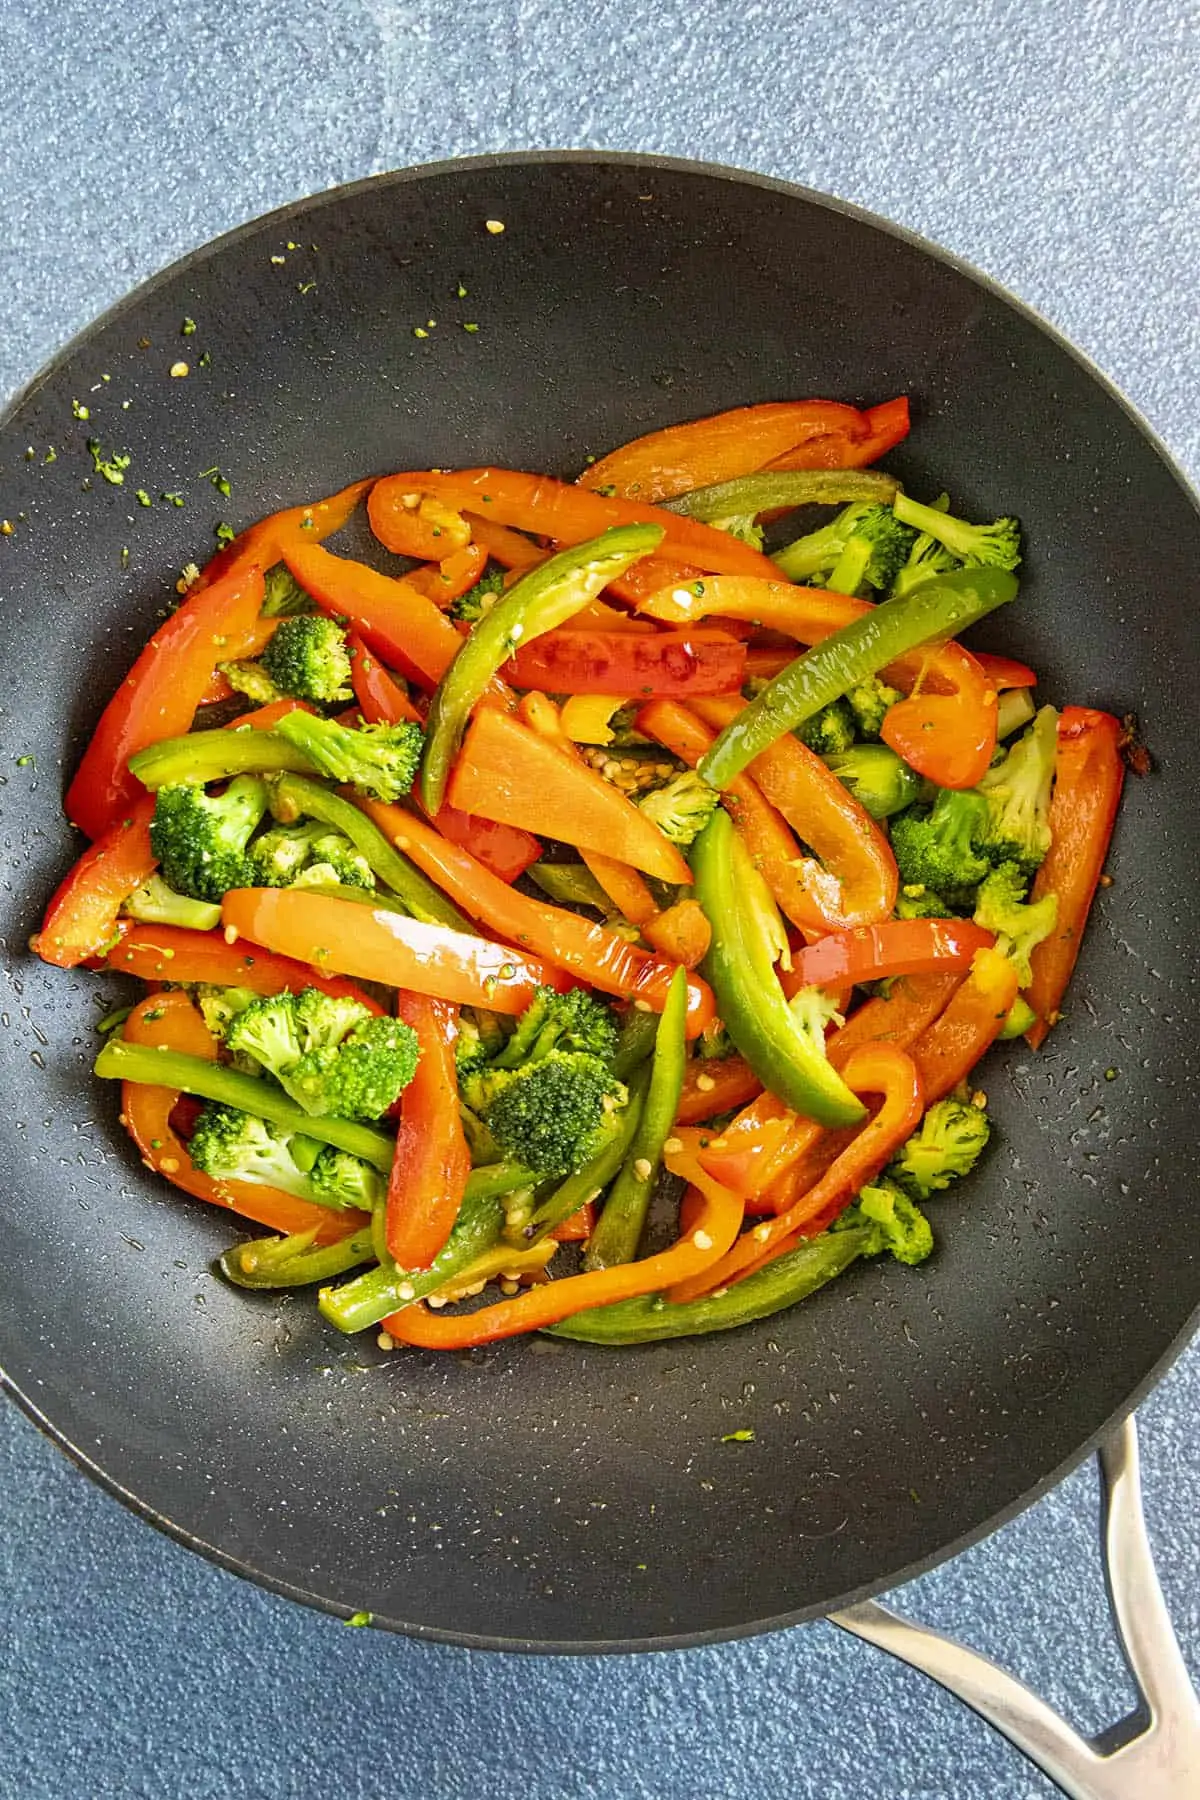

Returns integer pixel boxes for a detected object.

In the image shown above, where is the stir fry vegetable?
[32,403,1129,1353]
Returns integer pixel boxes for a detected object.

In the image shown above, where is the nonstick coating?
[1,154,1197,1651]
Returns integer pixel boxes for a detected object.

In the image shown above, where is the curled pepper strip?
[385,994,471,1272]
[379,1136,743,1348]
[402,543,489,607]
[783,918,995,993]
[913,946,1020,1097]
[190,477,372,594]
[104,923,385,1009]
[283,539,466,689]
[32,796,157,969]
[365,486,473,561]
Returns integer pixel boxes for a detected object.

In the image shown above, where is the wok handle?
[829,1415,1200,1800]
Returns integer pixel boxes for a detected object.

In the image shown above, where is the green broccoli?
[262,563,315,617]
[225,988,419,1120]
[188,1102,380,1210]
[149,775,270,903]
[996,687,1037,740]
[121,873,221,932]
[889,788,992,905]
[975,705,1058,873]
[709,513,764,551]
[894,886,955,920]
[455,1007,508,1084]
[636,770,720,847]
[193,984,259,1042]
[219,660,284,705]
[798,697,857,756]
[696,1019,734,1060]
[772,502,873,584]
[449,565,506,625]
[889,1097,992,1201]
[788,984,845,1051]
[272,710,423,802]
[844,675,902,739]
[249,821,373,890]
[889,493,958,598]
[836,1177,934,1264]
[892,493,1021,572]
[973,862,1058,988]
[260,615,354,703]
[490,985,618,1070]
[826,503,917,595]
[309,1145,385,1211]
[824,743,922,819]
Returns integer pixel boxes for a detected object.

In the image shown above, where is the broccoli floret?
[219,660,284,705]
[449,565,506,624]
[121,873,221,932]
[890,1098,991,1201]
[225,988,417,1120]
[845,675,902,740]
[636,770,721,847]
[826,503,918,595]
[463,1051,626,1177]
[261,563,315,617]
[894,886,955,920]
[188,1102,326,1202]
[824,744,922,819]
[193,984,258,1042]
[709,512,764,550]
[889,493,958,598]
[492,985,618,1069]
[975,705,1058,873]
[697,1019,734,1060]
[772,503,874,585]
[260,615,353,703]
[309,1145,385,1212]
[892,493,1021,572]
[973,862,1058,988]
[889,788,992,905]
[292,987,375,1055]
[788,985,845,1052]
[836,1177,934,1265]
[273,711,423,803]
[249,822,374,890]
[149,775,270,903]
[225,992,304,1081]
[798,697,857,756]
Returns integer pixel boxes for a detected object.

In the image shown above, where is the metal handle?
[830,1415,1200,1799]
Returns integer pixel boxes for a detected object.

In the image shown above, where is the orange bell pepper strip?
[913,945,1020,1098]
[605,553,707,609]
[196,616,280,706]
[190,477,372,594]
[32,796,157,969]
[224,697,316,731]
[221,886,569,1013]
[446,705,693,885]
[668,1041,924,1303]
[677,1054,763,1124]
[880,650,998,791]
[635,698,828,934]
[64,561,266,841]
[504,628,745,697]
[690,695,898,928]
[572,599,659,634]
[366,484,473,560]
[783,917,994,993]
[380,1136,743,1347]
[975,651,1037,689]
[403,543,488,607]
[370,468,783,579]
[462,511,545,570]
[579,398,902,502]
[120,992,364,1244]
[642,898,711,969]
[350,796,715,1036]
[765,396,912,472]
[549,1200,597,1243]
[385,993,471,1270]
[282,540,466,689]
[104,923,385,1009]
[1024,707,1124,1049]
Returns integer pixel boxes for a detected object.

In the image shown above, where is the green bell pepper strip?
[662,468,899,523]
[128,729,314,789]
[523,1061,652,1244]
[584,966,688,1270]
[611,1003,663,1081]
[546,1224,874,1342]
[269,772,472,933]
[698,567,1020,789]
[220,1223,377,1290]
[691,810,866,1128]
[420,523,664,814]
[528,862,618,913]
[93,1037,395,1169]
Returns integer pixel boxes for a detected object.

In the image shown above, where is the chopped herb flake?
[297,281,317,295]
[86,439,131,486]
[198,350,212,369]
[200,466,232,498]
[135,489,152,507]
[161,491,185,508]
[215,522,236,547]
[463,322,479,333]
[181,317,197,335]
[71,400,90,420]
[456,281,468,298]
[345,1611,372,1628]
[15,754,34,768]
[720,1428,756,1443]
[44,446,57,464]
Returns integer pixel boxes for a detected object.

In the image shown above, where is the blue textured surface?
[1,3,1197,1796]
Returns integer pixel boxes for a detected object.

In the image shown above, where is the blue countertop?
[2,3,1197,1795]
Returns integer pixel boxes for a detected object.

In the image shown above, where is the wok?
[1,153,1197,1786]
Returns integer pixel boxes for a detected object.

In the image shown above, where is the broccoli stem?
[996,687,1036,739]
[826,533,873,596]
[129,729,315,790]
[546,1225,874,1342]
[663,469,898,524]
[122,874,221,931]
[219,1224,377,1290]
[524,1061,651,1244]
[998,994,1038,1039]
[270,773,473,933]
[94,1037,395,1169]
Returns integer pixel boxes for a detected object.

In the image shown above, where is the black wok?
[1,153,1197,1652]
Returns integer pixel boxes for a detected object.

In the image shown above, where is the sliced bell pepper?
[371,467,782,579]
[118,992,367,1243]
[549,1201,597,1243]
[190,477,372,594]
[676,1054,763,1124]
[1024,707,1124,1049]
[503,627,745,697]
[32,796,157,969]
[605,553,708,610]
[350,796,715,1036]
[642,898,711,968]
[975,651,1037,689]
[282,539,465,689]
[196,616,281,706]
[65,562,266,840]
[881,641,999,790]
[446,705,693,885]
[912,945,1020,1098]
[572,600,659,634]
[224,697,317,731]
[366,485,473,560]
[385,993,471,1270]
[663,467,899,526]
[668,1040,923,1302]
[578,399,890,502]
[348,632,422,724]
[421,524,665,814]
[691,809,867,1128]
[104,922,384,1008]
[402,543,488,607]
[221,886,569,1012]
[784,917,993,993]
[698,569,1018,789]
[770,395,910,470]
[690,695,898,928]
[380,1135,743,1347]
[462,511,545,570]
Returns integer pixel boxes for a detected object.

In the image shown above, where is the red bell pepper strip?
[380,1137,743,1347]
[32,796,157,969]
[190,477,372,594]
[642,899,712,969]
[282,540,468,689]
[224,697,316,731]
[690,695,898,928]
[370,467,783,579]
[677,1054,763,1124]
[974,652,1037,689]
[64,561,266,840]
[196,616,280,706]
[549,1201,597,1243]
[765,396,911,472]
[402,543,488,607]
[385,994,471,1270]
[366,485,474,560]
[348,632,422,723]
[880,648,999,791]
[604,554,707,609]
[1024,707,1125,1049]
[120,992,364,1243]
[503,628,745,697]
[350,796,716,1036]
[446,705,693,885]
[104,923,385,1009]
[783,917,994,993]
[221,886,569,1012]
[913,945,1021,1097]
